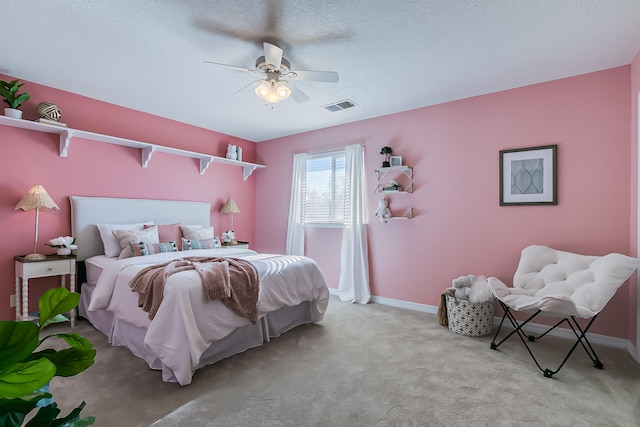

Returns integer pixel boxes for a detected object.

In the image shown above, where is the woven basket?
[446,295,494,337]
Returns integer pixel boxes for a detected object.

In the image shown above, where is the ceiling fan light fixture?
[254,80,272,99]
[254,79,291,104]
[275,81,291,101]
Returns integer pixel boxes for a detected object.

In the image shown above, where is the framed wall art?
[499,144,557,206]
[390,156,403,167]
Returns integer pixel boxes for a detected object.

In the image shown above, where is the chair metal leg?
[490,301,603,378]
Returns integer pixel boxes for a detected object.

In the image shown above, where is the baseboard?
[628,341,640,363]
[328,288,437,314]
[498,317,629,349]
[328,288,632,352]
[370,295,437,314]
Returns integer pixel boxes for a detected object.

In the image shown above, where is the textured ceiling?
[3,0,640,142]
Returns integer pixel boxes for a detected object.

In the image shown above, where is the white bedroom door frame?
[636,91,640,362]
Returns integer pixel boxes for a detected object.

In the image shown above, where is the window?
[304,150,346,226]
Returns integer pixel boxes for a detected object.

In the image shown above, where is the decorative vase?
[57,247,72,256]
[4,108,23,119]
[382,161,390,167]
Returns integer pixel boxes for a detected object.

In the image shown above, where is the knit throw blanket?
[129,257,259,323]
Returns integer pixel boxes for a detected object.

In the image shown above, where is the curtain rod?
[291,143,364,157]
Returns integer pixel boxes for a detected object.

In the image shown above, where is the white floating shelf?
[0,115,265,180]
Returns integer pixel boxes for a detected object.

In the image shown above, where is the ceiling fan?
[204,42,339,104]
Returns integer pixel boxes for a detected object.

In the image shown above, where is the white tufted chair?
[487,245,638,378]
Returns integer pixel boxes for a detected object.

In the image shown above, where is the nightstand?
[221,241,250,249]
[15,255,77,327]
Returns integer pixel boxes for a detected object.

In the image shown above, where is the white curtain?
[337,144,371,304]
[286,152,307,255]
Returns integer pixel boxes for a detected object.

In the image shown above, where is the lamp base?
[24,253,47,260]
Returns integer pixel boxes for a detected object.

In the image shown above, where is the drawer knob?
[47,266,54,271]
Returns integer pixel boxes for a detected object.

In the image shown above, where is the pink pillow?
[145,223,182,249]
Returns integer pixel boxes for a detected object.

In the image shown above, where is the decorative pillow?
[180,225,214,240]
[97,221,154,258]
[129,241,178,257]
[145,223,182,249]
[181,237,221,250]
[112,226,160,259]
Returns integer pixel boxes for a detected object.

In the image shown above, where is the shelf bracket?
[59,130,72,157]
[199,156,214,175]
[141,146,157,168]
[243,165,259,181]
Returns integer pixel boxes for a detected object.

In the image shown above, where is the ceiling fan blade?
[263,42,283,71]
[203,61,260,74]
[287,70,339,83]
[286,81,310,104]
[233,80,261,95]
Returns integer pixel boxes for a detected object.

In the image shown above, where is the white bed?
[70,196,329,385]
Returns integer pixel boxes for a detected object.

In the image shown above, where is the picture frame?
[499,144,557,206]
[390,156,403,167]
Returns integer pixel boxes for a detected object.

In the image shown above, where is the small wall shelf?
[389,208,413,220]
[374,165,414,220]
[375,165,413,193]
[0,115,265,180]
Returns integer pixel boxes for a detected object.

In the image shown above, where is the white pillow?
[112,226,160,259]
[97,221,154,257]
[180,225,214,240]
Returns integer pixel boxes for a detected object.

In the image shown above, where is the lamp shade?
[220,198,240,214]
[15,185,60,211]
[16,185,59,260]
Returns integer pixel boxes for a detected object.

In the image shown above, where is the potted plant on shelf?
[0,79,30,119]
[0,287,96,426]
[380,146,393,167]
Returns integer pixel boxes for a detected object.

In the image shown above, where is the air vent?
[323,99,357,112]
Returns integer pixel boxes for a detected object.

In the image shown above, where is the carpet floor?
[49,296,640,426]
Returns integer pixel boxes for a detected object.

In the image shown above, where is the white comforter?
[87,249,329,385]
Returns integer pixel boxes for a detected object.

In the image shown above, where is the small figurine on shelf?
[226,144,238,160]
[375,196,392,223]
[380,146,393,167]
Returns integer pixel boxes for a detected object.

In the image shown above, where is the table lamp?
[220,197,240,232]
[15,185,60,260]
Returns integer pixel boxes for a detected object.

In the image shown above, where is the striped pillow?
[129,241,179,257]
[181,237,221,250]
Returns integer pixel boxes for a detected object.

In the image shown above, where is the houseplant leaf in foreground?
[0,359,56,399]
[33,347,96,377]
[38,288,80,328]
[25,401,95,427]
[0,394,49,427]
[0,321,39,371]
[0,287,96,425]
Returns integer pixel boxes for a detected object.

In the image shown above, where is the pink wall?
[630,52,640,349]
[255,66,633,339]
[0,75,257,320]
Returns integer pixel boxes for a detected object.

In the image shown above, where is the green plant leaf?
[0,394,47,427]
[0,86,12,100]
[56,333,94,351]
[12,92,30,108]
[37,347,96,377]
[0,359,56,399]
[50,401,95,427]
[0,321,39,372]
[26,401,96,427]
[38,288,80,328]
[41,314,69,328]
[25,401,61,427]
[64,417,97,427]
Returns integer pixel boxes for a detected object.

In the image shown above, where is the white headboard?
[70,196,211,261]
